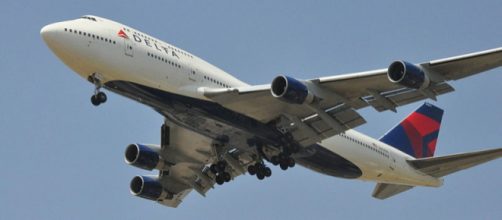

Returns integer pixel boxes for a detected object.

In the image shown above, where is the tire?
[279,162,288,170]
[91,95,100,106]
[271,156,279,166]
[97,92,107,103]
[287,157,295,168]
[210,164,218,174]
[215,175,224,185]
[223,172,231,182]
[264,167,272,177]
[247,165,256,175]
[256,172,265,180]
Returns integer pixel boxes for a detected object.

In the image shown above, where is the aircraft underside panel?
[105,80,363,179]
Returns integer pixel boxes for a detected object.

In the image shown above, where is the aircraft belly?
[104,80,281,148]
[105,80,363,179]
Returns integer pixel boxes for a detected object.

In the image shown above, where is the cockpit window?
[80,16,97,22]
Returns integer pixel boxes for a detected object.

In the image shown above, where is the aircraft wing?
[204,47,502,147]
[151,123,250,207]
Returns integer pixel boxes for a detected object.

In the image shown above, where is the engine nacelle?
[387,61,430,89]
[130,176,164,201]
[125,144,161,170]
[271,75,314,104]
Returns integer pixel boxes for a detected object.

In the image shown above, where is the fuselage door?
[188,68,198,83]
[124,38,134,57]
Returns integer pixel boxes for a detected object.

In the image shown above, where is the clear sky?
[1,1,501,219]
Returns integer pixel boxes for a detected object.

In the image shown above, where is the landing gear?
[210,160,232,185]
[88,73,107,106]
[247,162,272,180]
[271,139,299,170]
[91,91,107,106]
[271,152,296,171]
[248,136,298,178]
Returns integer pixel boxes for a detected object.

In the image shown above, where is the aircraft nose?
[40,23,59,44]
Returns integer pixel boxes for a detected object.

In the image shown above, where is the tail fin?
[379,103,444,158]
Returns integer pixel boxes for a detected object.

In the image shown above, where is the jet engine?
[387,61,430,89]
[125,144,161,170]
[271,75,314,104]
[130,176,165,201]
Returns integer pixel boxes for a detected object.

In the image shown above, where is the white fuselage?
[41,15,442,188]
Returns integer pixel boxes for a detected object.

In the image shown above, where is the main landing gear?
[209,160,232,185]
[270,137,299,170]
[270,153,295,170]
[247,137,297,179]
[247,162,272,180]
[88,74,107,106]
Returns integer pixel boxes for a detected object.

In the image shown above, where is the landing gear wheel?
[215,175,225,185]
[210,164,218,174]
[271,156,280,166]
[247,165,257,175]
[223,172,231,182]
[280,161,289,170]
[91,95,100,106]
[256,172,265,180]
[264,167,272,177]
[287,157,295,168]
[97,92,107,103]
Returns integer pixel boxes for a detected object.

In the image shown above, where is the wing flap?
[365,82,455,112]
[407,148,502,177]
[372,183,414,200]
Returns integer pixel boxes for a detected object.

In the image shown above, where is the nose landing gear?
[88,74,107,106]
[91,91,107,106]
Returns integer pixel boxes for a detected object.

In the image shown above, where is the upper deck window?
[80,16,97,22]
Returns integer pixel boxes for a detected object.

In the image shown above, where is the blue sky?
[1,1,501,219]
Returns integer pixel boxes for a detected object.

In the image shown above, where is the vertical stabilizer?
[379,103,443,158]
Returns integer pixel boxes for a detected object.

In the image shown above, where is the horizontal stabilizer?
[372,183,414,199]
[407,148,502,177]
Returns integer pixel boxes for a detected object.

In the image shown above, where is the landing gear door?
[124,38,134,57]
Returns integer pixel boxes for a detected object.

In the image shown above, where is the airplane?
[41,15,502,207]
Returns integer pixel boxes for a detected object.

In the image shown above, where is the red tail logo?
[379,103,444,158]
